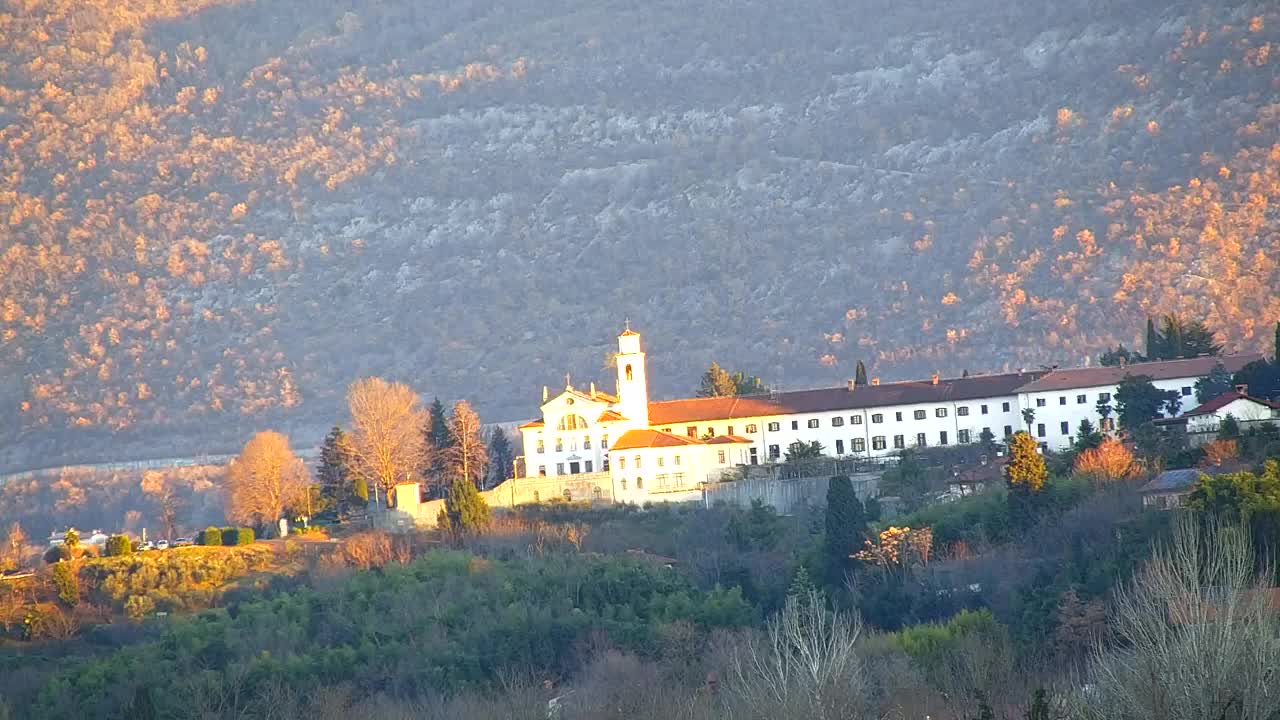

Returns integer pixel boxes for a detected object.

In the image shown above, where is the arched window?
[557,414,588,431]
[625,364,633,381]
[636,477,644,489]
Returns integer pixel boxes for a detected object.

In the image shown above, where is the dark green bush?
[220,527,238,547]
[199,527,222,546]
[43,545,70,564]
[104,535,132,557]
[50,562,79,607]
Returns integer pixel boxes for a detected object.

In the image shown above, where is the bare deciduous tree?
[141,471,185,541]
[722,590,870,719]
[443,400,488,487]
[225,431,310,530]
[347,377,428,501]
[1075,518,1280,720]
[1,522,27,571]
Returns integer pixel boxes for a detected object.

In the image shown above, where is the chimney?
[871,377,880,386]
[931,372,939,385]
[846,379,855,391]
[1235,384,1248,396]
[542,386,549,403]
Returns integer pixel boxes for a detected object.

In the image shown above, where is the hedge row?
[197,527,255,546]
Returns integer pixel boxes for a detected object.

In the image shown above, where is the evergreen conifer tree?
[786,564,817,604]
[317,426,362,513]
[439,476,490,536]
[1274,320,1279,363]
[1145,317,1160,360]
[427,397,451,482]
[1073,419,1103,452]
[824,476,866,586]
[855,360,868,386]
[487,426,514,487]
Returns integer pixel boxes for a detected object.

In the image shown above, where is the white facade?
[516,328,1263,502]
[1186,396,1280,434]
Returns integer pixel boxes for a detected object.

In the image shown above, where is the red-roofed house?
[1183,388,1280,435]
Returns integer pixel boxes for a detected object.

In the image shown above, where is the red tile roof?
[646,371,1043,425]
[610,429,703,451]
[1185,391,1280,417]
[518,420,544,429]
[597,410,627,423]
[1016,354,1262,393]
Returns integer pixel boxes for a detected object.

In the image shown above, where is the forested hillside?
[2,0,1278,468]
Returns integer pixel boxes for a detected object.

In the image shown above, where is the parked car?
[155,540,169,550]
[173,537,193,547]
[138,541,155,551]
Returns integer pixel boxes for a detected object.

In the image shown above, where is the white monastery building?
[518,327,1263,498]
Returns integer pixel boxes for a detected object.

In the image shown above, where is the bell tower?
[615,322,649,426]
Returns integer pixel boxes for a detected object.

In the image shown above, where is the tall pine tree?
[487,426,514,488]
[317,427,366,514]
[1145,317,1160,360]
[1274,320,1279,363]
[824,476,866,586]
[426,397,451,484]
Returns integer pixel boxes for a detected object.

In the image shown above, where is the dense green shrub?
[104,535,132,557]
[33,551,754,718]
[199,527,222,546]
[220,527,238,547]
[50,562,79,607]
[231,528,254,545]
[77,545,273,612]
[43,545,69,564]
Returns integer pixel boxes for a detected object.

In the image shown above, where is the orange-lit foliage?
[1073,437,1139,482]
[1201,438,1239,466]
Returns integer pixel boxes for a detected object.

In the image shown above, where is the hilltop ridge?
[1,0,1278,468]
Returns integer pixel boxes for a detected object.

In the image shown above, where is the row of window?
[537,459,599,476]
[536,434,609,454]
[1029,389,1111,407]
[767,426,1006,458]
[683,402,1018,438]
[618,453,683,470]
[1034,417,1116,438]
[618,473,690,491]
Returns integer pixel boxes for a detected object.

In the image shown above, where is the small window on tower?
[625,364,633,381]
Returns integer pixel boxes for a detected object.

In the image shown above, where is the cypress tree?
[824,476,866,586]
[854,361,868,386]
[1145,317,1160,360]
[1274,320,1279,363]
